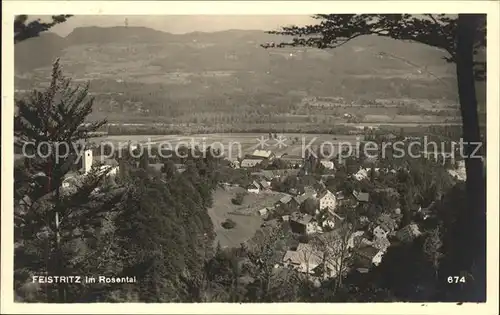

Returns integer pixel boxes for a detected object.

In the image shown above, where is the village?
[204,137,456,284]
[53,132,465,286]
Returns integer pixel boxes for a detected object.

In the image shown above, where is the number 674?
[447,276,466,283]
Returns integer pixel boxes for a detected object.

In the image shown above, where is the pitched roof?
[250,180,260,189]
[149,163,164,172]
[102,158,119,167]
[353,190,370,202]
[317,189,334,200]
[354,245,380,260]
[335,191,345,200]
[282,243,324,272]
[280,156,304,164]
[260,180,270,188]
[241,159,263,167]
[319,160,335,169]
[396,224,422,242]
[280,195,292,204]
[258,208,268,215]
[295,192,315,205]
[251,150,272,158]
[376,213,397,232]
[290,212,314,225]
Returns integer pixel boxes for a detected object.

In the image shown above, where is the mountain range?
[14,26,467,123]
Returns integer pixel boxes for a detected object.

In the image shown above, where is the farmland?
[93,133,363,158]
[207,186,287,248]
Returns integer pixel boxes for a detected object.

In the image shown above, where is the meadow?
[95,133,362,158]
[207,186,287,248]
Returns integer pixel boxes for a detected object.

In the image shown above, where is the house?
[373,226,389,239]
[314,181,327,193]
[247,181,260,194]
[149,163,164,173]
[279,195,293,205]
[174,164,186,174]
[359,216,370,226]
[417,202,437,221]
[251,170,275,181]
[61,172,85,193]
[335,191,345,200]
[373,214,398,238]
[320,175,335,181]
[317,190,337,211]
[353,168,380,181]
[353,168,368,181]
[295,192,316,207]
[279,154,304,167]
[258,208,269,216]
[278,194,299,209]
[303,186,318,198]
[321,213,342,230]
[81,149,93,174]
[372,236,391,252]
[62,151,119,192]
[226,158,240,169]
[373,187,399,198]
[282,243,337,278]
[330,212,345,226]
[259,180,271,190]
[404,136,421,141]
[385,133,397,141]
[250,150,274,160]
[353,244,385,271]
[353,190,370,203]
[396,224,422,243]
[241,159,263,168]
[260,171,276,181]
[448,160,466,181]
[319,160,335,170]
[348,231,366,249]
[290,212,319,235]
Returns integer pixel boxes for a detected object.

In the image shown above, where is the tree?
[423,227,443,279]
[311,224,359,296]
[300,198,318,216]
[14,59,123,302]
[231,192,246,205]
[14,15,73,44]
[222,219,237,229]
[268,16,486,296]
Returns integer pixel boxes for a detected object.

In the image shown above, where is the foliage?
[14,60,122,302]
[268,14,485,80]
[231,192,246,205]
[222,219,237,230]
[14,15,73,44]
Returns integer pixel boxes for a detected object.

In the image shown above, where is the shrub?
[231,192,245,205]
[222,219,237,229]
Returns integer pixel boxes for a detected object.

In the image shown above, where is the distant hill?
[15,32,67,73]
[14,26,465,123]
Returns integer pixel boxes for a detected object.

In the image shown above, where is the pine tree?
[14,59,124,302]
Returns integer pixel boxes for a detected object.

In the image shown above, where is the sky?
[36,15,316,36]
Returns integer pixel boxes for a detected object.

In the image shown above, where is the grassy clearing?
[207,186,288,248]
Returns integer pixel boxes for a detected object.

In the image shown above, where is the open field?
[94,133,362,158]
[207,186,287,248]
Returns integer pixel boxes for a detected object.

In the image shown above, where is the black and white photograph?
[2,1,499,314]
